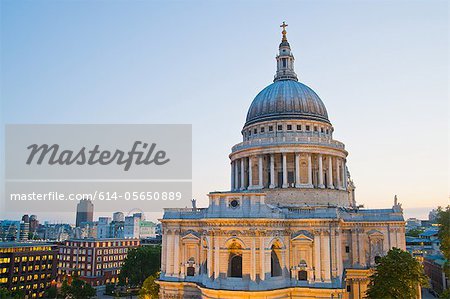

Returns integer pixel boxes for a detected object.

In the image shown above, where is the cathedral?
[158,23,406,299]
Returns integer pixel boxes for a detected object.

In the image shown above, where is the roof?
[245,80,330,126]
[0,242,57,248]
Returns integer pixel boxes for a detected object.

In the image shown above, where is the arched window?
[229,254,242,277]
[270,244,282,277]
[228,241,243,278]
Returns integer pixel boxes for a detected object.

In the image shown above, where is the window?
[374,256,381,264]
[254,128,257,134]
[321,128,324,133]
[270,244,282,277]
[229,254,242,278]
[186,266,195,276]
[297,125,301,130]
[347,285,351,292]
[306,125,310,131]
[248,130,251,136]
[282,58,287,67]
[287,125,292,130]
[260,127,265,133]
[326,129,329,134]
[314,126,318,132]
[277,125,283,131]
[269,126,273,132]
[345,246,350,253]
[298,270,307,281]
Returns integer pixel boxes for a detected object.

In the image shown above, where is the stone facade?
[158,24,406,299]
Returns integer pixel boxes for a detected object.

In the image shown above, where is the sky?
[1,0,448,223]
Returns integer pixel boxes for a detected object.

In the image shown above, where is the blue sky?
[1,0,448,222]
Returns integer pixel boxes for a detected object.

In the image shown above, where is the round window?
[230,199,239,208]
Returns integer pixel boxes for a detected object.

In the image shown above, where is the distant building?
[97,217,112,239]
[139,221,157,239]
[124,216,140,239]
[57,238,140,286]
[0,220,28,241]
[75,199,94,227]
[406,218,422,230]
[0,242,58,299]
[423,254,449,295]
[112,212,124,222]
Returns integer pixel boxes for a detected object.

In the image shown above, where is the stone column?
[234,161,239,190]
[166,233,174,275]
[314,231,321,282]
[161,231,167,274]
[327,156,334,189]
[307,154,313,187]
[336,230,343,280]
[321,231,331,282]
[269,154,276,189]
[173,233,180,277]
[352,228,359,267]
[248,156,254,189]
[240,158,245,190]
[295,152,301,188]
[358,230,366,267]
[260,236,266,280]
[343,161,348,190]
[251,238,256,281]
[318,154,325,188]
[258,155,264,189]
[214,234,220,279]
[231,161,235,191]
[336,159,341,190]
[282,153,288,188]
[207,235,213,278]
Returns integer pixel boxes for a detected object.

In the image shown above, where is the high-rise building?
[75,199,94,227]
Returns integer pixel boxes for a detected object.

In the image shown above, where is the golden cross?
[280,21,288,41]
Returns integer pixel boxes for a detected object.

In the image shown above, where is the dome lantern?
[274,21,298,82]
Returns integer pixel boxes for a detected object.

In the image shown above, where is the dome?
[245,80,330,126]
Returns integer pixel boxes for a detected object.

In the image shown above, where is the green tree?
[61,277,96,299]
[119,245,161,287]
[366,248,429,299]
[44,286,58,298]
[437,206,450,276]
[139,273,160,299]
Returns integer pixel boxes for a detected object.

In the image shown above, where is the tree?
[119,245,161,287]
[139,273,160,299]
[44,286,58,299]
[366,247,429,299]
[437,206,450,276]
[61,277,96,299]
[0,288,24,299]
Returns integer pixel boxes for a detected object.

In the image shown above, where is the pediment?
[291,230,314,242]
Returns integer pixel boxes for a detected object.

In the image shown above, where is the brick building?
[57,238,139,286]
[0,242,58,298]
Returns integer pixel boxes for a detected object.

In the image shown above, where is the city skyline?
[1,1,448,223]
